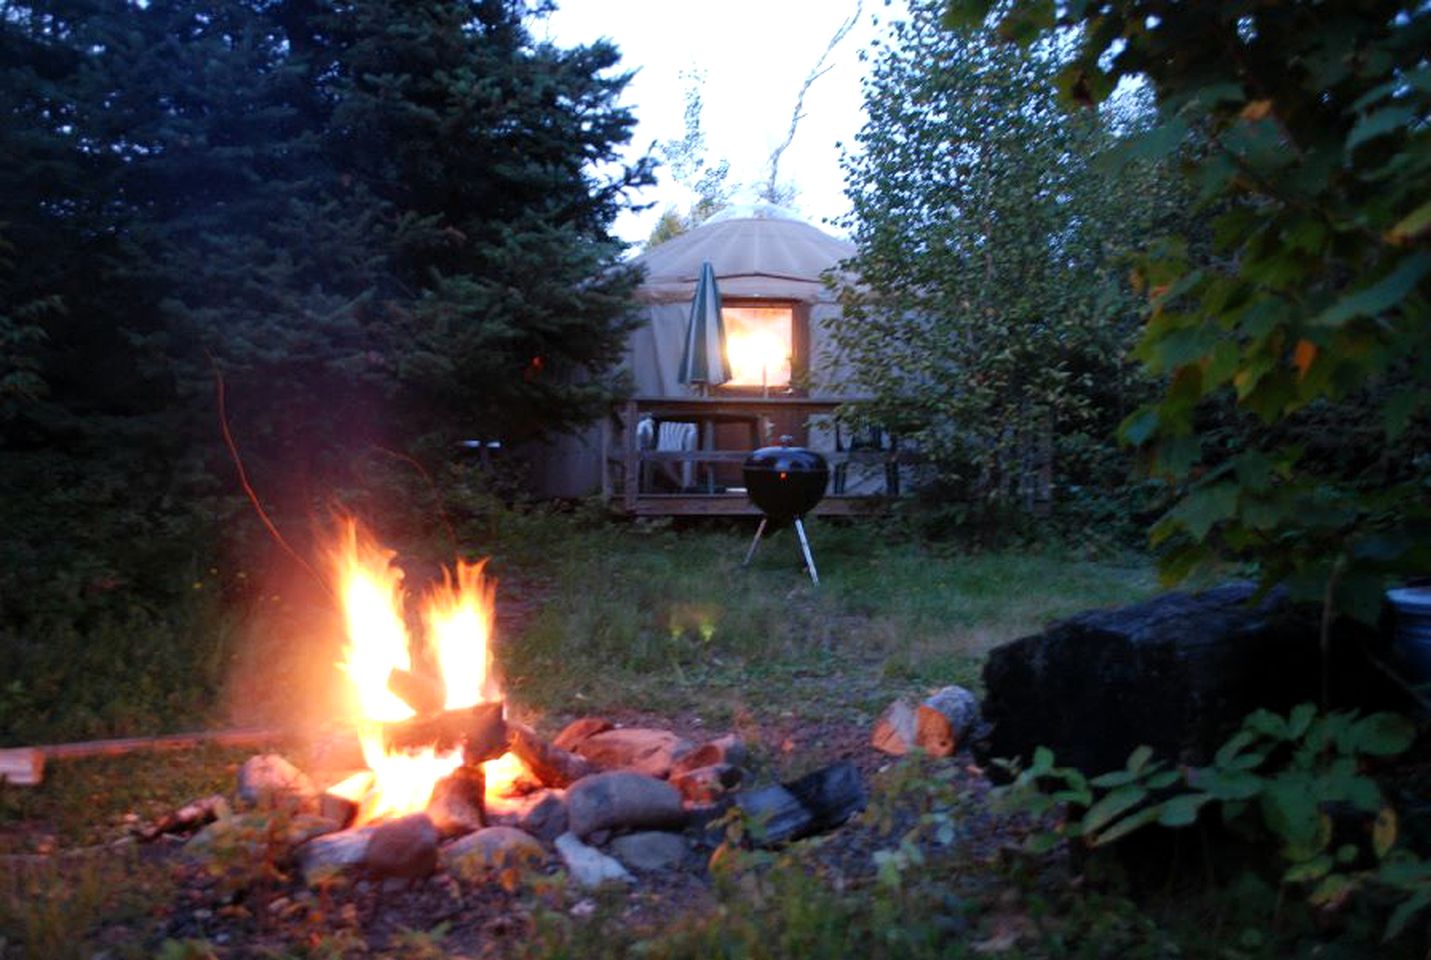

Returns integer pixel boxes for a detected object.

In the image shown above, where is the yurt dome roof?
[632,206,855,304]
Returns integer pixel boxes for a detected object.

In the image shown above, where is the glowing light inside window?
[723,306,793,387]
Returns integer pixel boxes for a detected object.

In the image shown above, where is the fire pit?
[741,437,829,584]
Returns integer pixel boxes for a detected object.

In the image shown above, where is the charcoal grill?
[741,438,829,584]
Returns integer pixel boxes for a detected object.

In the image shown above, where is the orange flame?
[330,518,517,825]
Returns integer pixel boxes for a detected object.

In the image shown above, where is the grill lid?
[743,437,829,519]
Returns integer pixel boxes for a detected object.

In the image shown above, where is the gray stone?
[565,771,686,838]
[516,789,568,844]
[554,832,632,888]
[785,761,866,833]
[609,831,688,872]
[574,728,693,778]
[298,826,376,885]
[442,826,545,882]
[186,812,341,866]
[237,754,317,811]
[365,813,438,880]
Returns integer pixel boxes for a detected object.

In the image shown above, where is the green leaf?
[1346,105,1418,152]
[1089,769,1139,789]
[1082,783,1149,836]
[1119,406,1159,446]
[1260,778,1327,860]
[1089,806,1161,847]
[1313,252,1431,328]
[1286,704,1317,740]
[1168,482,1239,540]
[942,0,993,29]
[1388,199,1431,243]
[1374,807,1398,859]
[1350,713,1415,757]
[1283,854,1333,883]
[1215,729,1259,767]
[1384,890,1431,942]
[1157,792,1212,827]
[1126,744,1154,773]
[1384,390,1422,441]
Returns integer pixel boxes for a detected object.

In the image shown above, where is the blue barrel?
[1386,586,1431,687]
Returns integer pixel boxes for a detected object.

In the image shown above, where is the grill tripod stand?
[741,515,819,586]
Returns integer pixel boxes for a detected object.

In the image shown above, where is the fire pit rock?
[565,771,686,838]
[573,728,694,779]
[670,763,743,805]
[237,754,318,812]
[670,734,748,777]
[298,824,377,885]
[442,826,546,882]
[185,810,342,866]
[554,832,633,888]
[365,812,439,880]
[552,717,614,751]
[609,831,689,873]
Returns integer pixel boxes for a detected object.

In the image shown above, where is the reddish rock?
[574,728,693,779]
[670,763,742,805]
[670,735,748,778]
[553,717,614,752]
[366,813,438,880]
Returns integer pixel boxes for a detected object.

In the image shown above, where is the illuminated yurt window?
[722,305,794,388]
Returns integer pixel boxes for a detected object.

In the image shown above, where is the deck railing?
[601,395,902,516]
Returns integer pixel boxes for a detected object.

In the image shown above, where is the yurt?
[527,204,887,508]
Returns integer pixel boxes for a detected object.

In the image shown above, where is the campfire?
[326,518,513,827]
[87,517,880,892]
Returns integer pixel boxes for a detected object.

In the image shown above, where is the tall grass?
[477,510,1156,724]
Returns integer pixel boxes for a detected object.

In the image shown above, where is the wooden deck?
[602,396,900,517]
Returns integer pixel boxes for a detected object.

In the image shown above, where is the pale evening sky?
[539,0,908,249]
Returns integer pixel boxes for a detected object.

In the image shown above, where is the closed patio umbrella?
[678,260,730,393]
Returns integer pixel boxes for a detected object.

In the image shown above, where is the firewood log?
[387,668,446,716]
[506,720,594,788]
[381,701,505,762]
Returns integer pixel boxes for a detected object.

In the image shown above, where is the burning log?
[387,668,446,716]
[427,766,486,838]
[507,720,594,788]
[380,701,506,762]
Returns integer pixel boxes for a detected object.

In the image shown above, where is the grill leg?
[794,517,819,586]
[742,517,768,567]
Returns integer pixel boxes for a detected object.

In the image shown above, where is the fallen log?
[380,701,506,762]
[507,720,594,788]
[0,726,294,786]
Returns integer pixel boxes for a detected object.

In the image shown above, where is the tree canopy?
[0,0,651,738]
[955,0,1430,616]
[834,0,1183,535]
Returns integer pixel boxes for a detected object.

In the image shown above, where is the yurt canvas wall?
[526,205,865,498]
